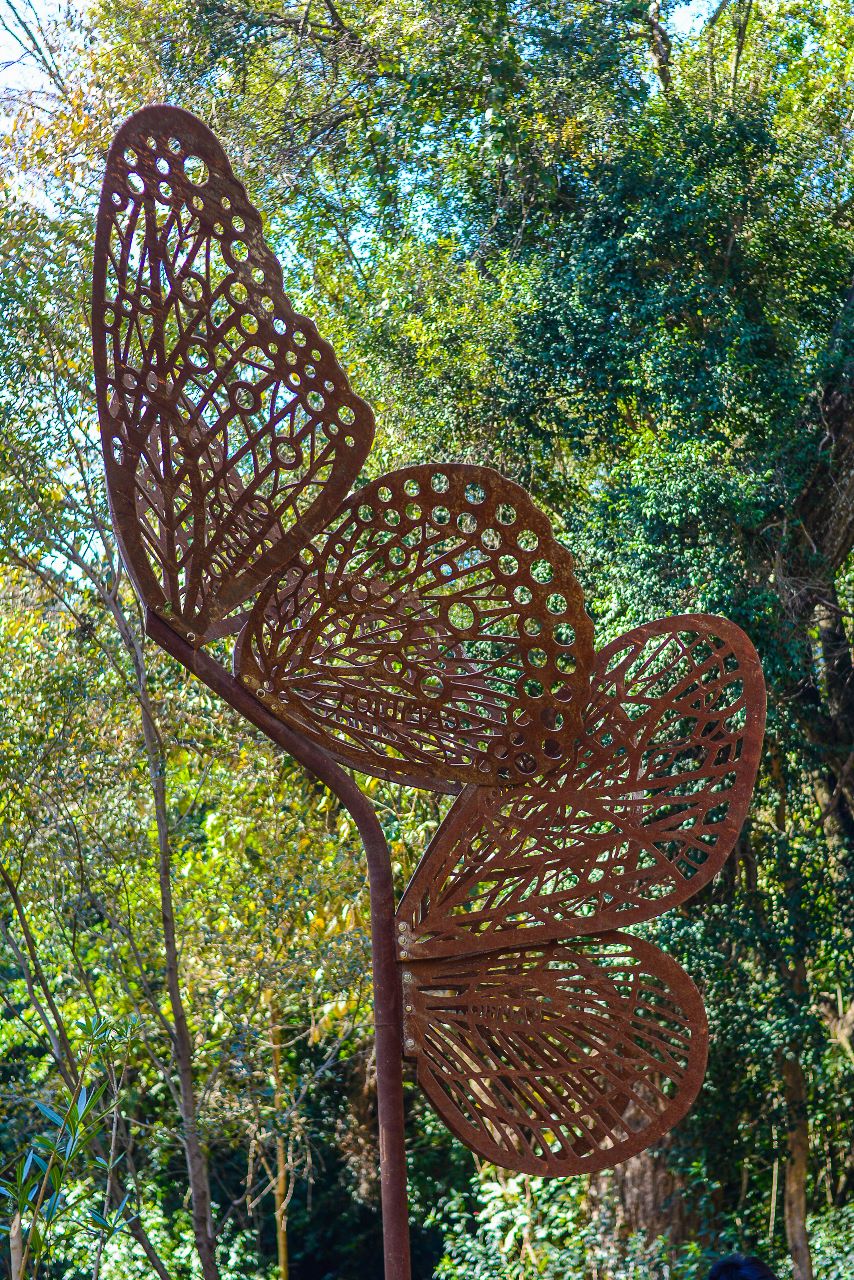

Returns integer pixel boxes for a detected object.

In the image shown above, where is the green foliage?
[798,1204,854,1279]
[0,1017,138,1278]
[430,1168,716,1279]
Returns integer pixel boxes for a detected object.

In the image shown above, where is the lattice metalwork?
[396,615,766,956]
[236,464,593,789]
[400,935,707,1176]
[93,103,767,1278]
[93,105,374,645]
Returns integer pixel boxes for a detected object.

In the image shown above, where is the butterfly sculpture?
[92,105,766,1278]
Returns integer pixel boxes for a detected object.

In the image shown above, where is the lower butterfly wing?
[397,614,766,950]
[400,933,707,1176]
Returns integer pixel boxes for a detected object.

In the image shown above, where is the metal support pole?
[146,610,412,1280]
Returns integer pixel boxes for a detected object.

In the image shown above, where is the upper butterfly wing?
[397,614,765,951]
[93,104,373,644]
[400,933,707,1176]
[235,463,594,791]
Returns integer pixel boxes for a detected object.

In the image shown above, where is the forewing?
[93,105,373,644]
[235,464,594,790]
[397,614,765,951]
[400,934,707,1176]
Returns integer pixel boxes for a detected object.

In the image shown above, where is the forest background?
[0,0,853,1278]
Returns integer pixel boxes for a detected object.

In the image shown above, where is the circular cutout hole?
[448,602,475,630]
[420,674,444,699]
[530,558,554,584]
[431,472,449,493]
[184,155,208,185]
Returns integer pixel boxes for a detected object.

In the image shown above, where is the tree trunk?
[782,1056,814,1280]
[10,1213,23,1279]
[793,277,854,590]
[138,675,221,1280]
[608,1152,701,1246]
[270,1000,289,1280]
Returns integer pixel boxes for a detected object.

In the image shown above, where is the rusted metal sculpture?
[92,104,767,1279]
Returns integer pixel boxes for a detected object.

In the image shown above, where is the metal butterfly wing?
[93,104,375,645]
[394,616,766,1174]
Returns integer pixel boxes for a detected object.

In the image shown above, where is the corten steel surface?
[396,615,767,959]
[399,935,708,1177]
[235,463,594,790]
[92,105,375,647]
[93,104,767,1280]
